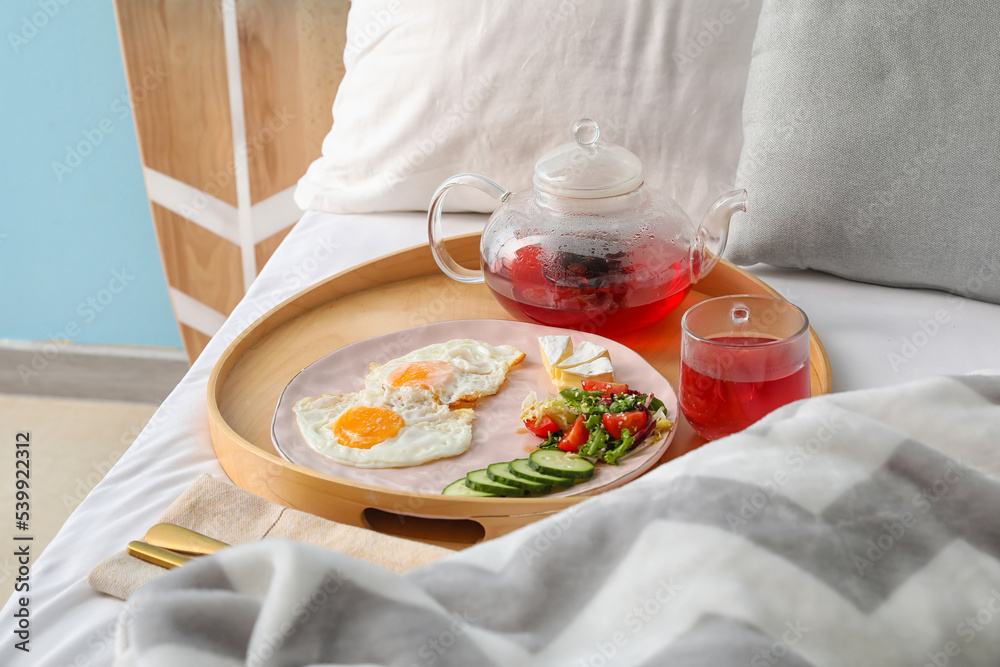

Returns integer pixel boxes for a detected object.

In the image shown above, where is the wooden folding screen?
[113,0,349,361]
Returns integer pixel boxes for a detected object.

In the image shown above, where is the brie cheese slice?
[538,335,573,376]
[555,356,616,389]
[555,340,609,370]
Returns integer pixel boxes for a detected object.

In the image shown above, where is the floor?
[0,394,159,605]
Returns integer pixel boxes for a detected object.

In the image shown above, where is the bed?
[6,209,1000,667]
[7,3,1000,667]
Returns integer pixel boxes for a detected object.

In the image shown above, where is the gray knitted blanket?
[115,373,1000,666]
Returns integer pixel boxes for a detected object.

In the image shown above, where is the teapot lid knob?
[573,119,600,147]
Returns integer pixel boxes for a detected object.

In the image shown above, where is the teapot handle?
[428,173,511,283]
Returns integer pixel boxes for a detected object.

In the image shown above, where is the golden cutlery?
[144,523,229,556]
[127,540,192,569]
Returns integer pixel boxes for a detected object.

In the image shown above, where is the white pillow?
[295,0,762,217]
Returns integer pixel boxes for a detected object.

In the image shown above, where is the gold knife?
[144,523,230,556]
[127,541,192,569]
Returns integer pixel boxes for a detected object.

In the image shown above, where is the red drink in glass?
[679,297,811,440]
[679,336,811,440]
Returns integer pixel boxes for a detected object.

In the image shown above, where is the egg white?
[364,339,526,405]
[292,387,475,468]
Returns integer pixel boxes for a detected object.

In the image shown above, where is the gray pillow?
[725,0,1000,303]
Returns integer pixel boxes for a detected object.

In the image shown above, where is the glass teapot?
[428,119,747,337]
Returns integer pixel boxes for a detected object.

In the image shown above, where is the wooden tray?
[207,234,832,549]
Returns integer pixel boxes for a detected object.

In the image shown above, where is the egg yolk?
[387,360,455,391]
[331,406,405,449]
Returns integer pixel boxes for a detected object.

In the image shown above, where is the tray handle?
[362,507,486,547]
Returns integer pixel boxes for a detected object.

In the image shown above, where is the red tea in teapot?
[484,239,692,336]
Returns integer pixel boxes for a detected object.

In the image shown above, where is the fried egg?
[364,339,526,405]
[293,387,475,468]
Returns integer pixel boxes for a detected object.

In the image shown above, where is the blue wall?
[0,0,182,349]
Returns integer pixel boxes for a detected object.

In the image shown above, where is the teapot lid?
[533,119,644,199]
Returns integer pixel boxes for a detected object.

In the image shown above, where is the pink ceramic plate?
[271,319,677,497]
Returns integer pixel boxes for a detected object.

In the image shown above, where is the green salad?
[520,381,672,465]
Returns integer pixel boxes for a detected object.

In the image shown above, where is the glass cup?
[679,295,811,440]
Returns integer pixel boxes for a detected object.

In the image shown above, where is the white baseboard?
[0,340,189,404]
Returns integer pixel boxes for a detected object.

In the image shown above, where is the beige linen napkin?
[88,473,452,600]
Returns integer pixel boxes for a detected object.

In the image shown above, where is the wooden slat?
[179,324,213,362]
[237,0,350,204]
[114,0,350,361]
[151,204,245,315]
[115,0,237,205]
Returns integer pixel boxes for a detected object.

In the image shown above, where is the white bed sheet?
[5,210,999,667]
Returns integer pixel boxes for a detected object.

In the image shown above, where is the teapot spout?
[690,189,748,283]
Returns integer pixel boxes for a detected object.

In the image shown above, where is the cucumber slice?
[529,449,595,480]
[487,462,550,493]
[465,469,525,497]
[442,478,496,497]
[508,459,573,488]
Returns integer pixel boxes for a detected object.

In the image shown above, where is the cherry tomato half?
[581,380,630,396]
[602,411,647,440]
[558,415,590,452]
[523,414,560,438]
